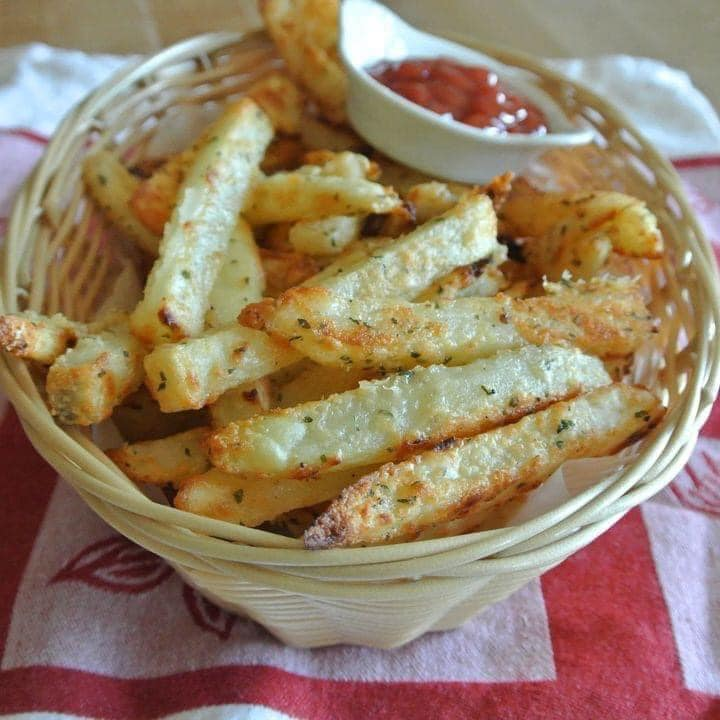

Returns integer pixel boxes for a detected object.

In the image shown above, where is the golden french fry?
[130,99,273,345]
[246,71,304,134]
[243,171,402,225]
[260,0,347,123]
[0,311,82,364]
[302,150,380,180]
[501,185,663,258]
[208,345,610,479]
[129,148,193,237]
[274,361,371,407]
[107,427,211,485]
[47,323,145,425]
[143,326,301,412]
[523,230,613,281]
[83,150,160,255]
[304,384,664,548]
[242,276,653,370]
[288,215,364,255]
[206,218,264,328]
[306,190,498,300]
[175,465,373,527]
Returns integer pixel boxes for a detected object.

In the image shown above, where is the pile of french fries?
[0,0,667,548]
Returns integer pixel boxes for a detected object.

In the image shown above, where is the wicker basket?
[1,30,718,649]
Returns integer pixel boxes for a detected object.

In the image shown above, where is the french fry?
[143,326,302,412]
[308,191,498,299]
[107,427,211,485]
[208,378,272,428]
[275,361,371,407]
[288,215,363,255]
[523,230,613,281]
[175,465,373,527]
[130,99,273,345]
[129,148,193,236]
[304,383,664,548]
[209,345,610,479]
[0,311,82,364]
[242,276,653,369]
[513,276,655,357]
[415,245,508,301]
[260,248,322,295]
[83,150,160,255]
[501,185,663,258]
[302,150,380,180]
[243,171,401,225]
[47,323,145,425]
[205,218,264,328]
[406,181,458,224]
[246,71,304,134]
[260,0,347,123]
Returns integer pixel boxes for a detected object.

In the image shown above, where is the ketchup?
[368,58,548,135]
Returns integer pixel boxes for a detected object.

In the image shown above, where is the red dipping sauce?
[368,57,548,135]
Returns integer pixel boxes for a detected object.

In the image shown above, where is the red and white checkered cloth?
[0,45,719,720]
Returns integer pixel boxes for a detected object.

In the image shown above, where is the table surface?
[0,0,718,111]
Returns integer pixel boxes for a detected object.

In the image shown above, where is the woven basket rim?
[1,30,719,573]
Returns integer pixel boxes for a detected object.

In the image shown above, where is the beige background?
[0,0,718,110]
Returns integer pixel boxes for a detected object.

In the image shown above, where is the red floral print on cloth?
[182,584,238,640]
[51,535,174,593]
[51,534,237,639]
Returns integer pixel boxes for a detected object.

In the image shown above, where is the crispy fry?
[130,99,273,345]
[415,245,508,301]
[107,427,211,485]
[305,384,664,548]
[208,345,610,479]
[260,0,347,122]
[129,148,193,237]
[206,218,264,327]
[46,323,145,425]
[523,230,613,281]
[406,181,459,224]
[83,150,161,255]
[0,311,82,364]
[175,465,373,527]
[308,191,498,299]
[243,274,653,369]
[274,361,371,407]
[246,71,304,134]
[501,185,663,258]
[243,171,401,225]
[288,215,363,255]
[512,276,655,357]
[302,150,380,180]
[143,326,301,412]
[208,378,272,428]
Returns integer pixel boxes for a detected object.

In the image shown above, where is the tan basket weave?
[1,30,718,649]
